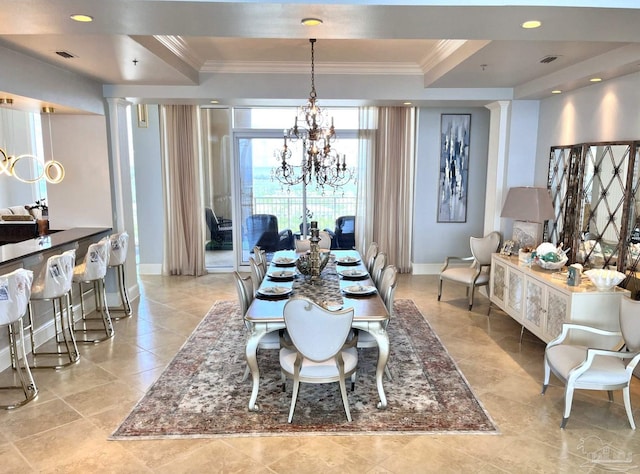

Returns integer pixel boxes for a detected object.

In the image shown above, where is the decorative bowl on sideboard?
[584,269,626,291]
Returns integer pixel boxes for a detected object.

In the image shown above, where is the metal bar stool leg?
[29,294,80,369]
[108,263,132,319]
[1,318,39,409]
[72,279,114,343]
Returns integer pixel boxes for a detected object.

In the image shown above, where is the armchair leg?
[562,385,575,429]
[623,386,636,430]
[468,287,475,311]
[542,357,551,394]
[437,280,443,301]
[607,390,614,402]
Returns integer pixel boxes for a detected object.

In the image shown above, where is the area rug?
[111,299,497,439]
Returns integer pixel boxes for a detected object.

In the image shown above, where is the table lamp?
[501,187,555,252]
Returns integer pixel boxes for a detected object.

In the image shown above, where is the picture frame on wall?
[437,114,471,223]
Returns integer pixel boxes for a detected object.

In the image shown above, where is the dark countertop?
[0,227,112,266]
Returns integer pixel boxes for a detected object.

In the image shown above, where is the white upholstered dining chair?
[248,257,265,295]
[438,231,501,310]
[542,296,640,429]
[233,271,281,381]
[294,231,332,252]
[371,252,387,289]
[357,265,397,380]
[363,242,378,275]
[252,246,268,275]
[280,297,358,423]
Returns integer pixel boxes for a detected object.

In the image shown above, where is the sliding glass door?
[201,108,234,270]
[233,107,359,265]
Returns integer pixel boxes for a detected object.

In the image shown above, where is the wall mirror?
[547,141,640,272]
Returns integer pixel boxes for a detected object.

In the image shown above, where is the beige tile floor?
[1,273,639,473]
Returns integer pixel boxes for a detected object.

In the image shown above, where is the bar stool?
[1,268,37,409]
[27,249,78,369]
[72,239,113,343]
[107,231,132,319]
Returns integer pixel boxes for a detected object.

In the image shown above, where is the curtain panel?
[372,107,416,273]
[160,105,205,276]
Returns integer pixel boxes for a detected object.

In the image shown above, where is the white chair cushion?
[280,346,358,379]
[440,267,488,285]
[547,344,628,386]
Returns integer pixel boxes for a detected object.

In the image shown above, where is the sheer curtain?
[160,105,206,276]
[368,107,415,273]
[355,107,377,255]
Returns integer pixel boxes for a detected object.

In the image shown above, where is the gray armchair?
[245,214,293,253]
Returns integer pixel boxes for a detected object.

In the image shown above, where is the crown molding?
[153,35,203,71]
[200,60,423,75]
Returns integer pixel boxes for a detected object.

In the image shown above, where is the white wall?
[131,105,164,273]
[412,107,491,272]
[46,115,113,230]
[535,71,640,184]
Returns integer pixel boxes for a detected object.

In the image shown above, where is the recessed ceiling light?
[551,90,562,94]
[70,14,94,22]
[210,100,219,104]
[590,77,602,82]
[403,102,412,105]
[521,20,542,29]
[301,18,323,26]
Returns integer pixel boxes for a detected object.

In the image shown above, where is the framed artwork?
[437,114,471,223]
[501,240,515,256]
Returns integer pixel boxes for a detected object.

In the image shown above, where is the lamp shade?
[500,187,555,223]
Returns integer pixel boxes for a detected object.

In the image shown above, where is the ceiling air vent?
[55,50,76,59]
[540,55,559,64]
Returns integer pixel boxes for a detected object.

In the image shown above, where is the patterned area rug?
[111,299,497,439]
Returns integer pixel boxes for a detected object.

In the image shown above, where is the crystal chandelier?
[272,39,354,193]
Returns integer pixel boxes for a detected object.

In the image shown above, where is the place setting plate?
[342,284,377,296]
[338,268,369,280]
[267,270,296,281]
[335,256,361,266]
[272,257,297,267]
[257,286,293,299]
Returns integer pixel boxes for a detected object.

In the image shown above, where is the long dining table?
[244,249,390,412]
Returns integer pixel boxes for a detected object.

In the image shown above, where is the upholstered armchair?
[245,214,294,253]
[327,215,355,250]
[438,231,501,310]
[205,207,233,250]
[542,296,640,429]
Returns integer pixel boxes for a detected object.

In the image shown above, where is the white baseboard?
[412,261,468,275]
[138,263,162,275]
